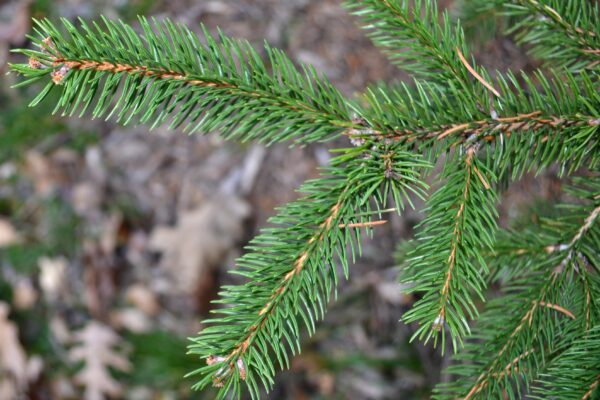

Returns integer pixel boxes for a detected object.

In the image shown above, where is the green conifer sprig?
[11,17,352,145]
[402,148,499,350]
[358,70,600,174]
[435,178,600,399]
[456,0,600,72]
[8,0,600,398]
[531,324,600,399]
[506,0,600,71]
[345,0,470,84]
[186,145,429,397]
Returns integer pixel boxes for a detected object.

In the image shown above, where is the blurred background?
[0,0,560,399]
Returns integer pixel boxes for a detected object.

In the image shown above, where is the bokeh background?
[0,0,560,399]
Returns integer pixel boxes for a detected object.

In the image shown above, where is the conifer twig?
[12,18,353,145]
[461,202,600,399]
[211,192,348,386]
[463,275,557,400]
[354,112,595,144]
[508,0,600,70]
[403,144,498,349]
[438,147,477,324]
[186,147,430,396]
[346,0,469,83]
[516,0,597,43]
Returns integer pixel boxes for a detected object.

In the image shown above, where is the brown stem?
[437,147,477,326]
[208,186,354,386]
[346,111,595,145]
[582,375,600,400]
[489,349,535,379]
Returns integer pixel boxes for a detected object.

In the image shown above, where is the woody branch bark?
[582,375,600,400]
[346,111,599,147]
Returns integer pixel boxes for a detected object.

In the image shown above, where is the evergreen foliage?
[11,17,351,145]
[10,0,600,398]
[435,178,600,399]
[506,0,600,71]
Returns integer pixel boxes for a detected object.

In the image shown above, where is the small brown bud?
[51,65,70,85]
[42,37,55,51]
[28,57,43,69]
[206,355,226,365]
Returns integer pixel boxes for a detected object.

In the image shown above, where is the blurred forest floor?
[0,0,563,399]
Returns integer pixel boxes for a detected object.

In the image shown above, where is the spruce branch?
[402,146,499,350]
[355,108,597,147]
[438,268,577,399]
[531,325,600,399]
[461,279,567,400]
[506,0,600,70]
[346,0,507,107]
[186,145,430,398]
[10,17,354,145]
[435,186,600,399]
[357,69,600,173]
[8,3,600,398]
[345,0,475,86]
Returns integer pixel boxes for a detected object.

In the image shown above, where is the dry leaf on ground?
[149,195,250,295]
[24,150,57,196]
[0,302,28,395]
[125,284,160,316]
[109,308,152,333]
[69,321,131,400]
[38,256,68,302]
[0,218,21,247]
[12,279,38,310]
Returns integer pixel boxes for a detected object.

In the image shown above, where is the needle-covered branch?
[402,147,499,350]
[505,0,600,71]
[355,69,600,173]
[344,0,470,84]
[9,2,600,398]
[186,146,430,399]
[435,179,600,399]
[531,325,600,399]
[10,17,354,145]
